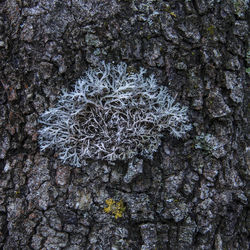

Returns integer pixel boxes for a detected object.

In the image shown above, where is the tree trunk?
[0,0,249,249]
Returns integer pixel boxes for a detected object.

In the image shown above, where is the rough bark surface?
[0,0,249,249]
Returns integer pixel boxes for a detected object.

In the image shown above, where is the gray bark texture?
[0,0,249,249]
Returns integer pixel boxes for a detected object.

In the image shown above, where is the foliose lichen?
[38,62,191,167]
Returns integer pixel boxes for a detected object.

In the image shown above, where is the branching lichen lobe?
[38,62,191,167]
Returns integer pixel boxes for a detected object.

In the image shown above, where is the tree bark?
[0,0,249,249]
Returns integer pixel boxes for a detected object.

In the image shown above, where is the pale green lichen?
[246,49,250,76]
[232,0,249,18]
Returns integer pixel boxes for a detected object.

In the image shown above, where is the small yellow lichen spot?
[207,25,216,36]
[104,198,115,213]
[170,12,177,18]
[114,200,126,219]
[104,198,126,219]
